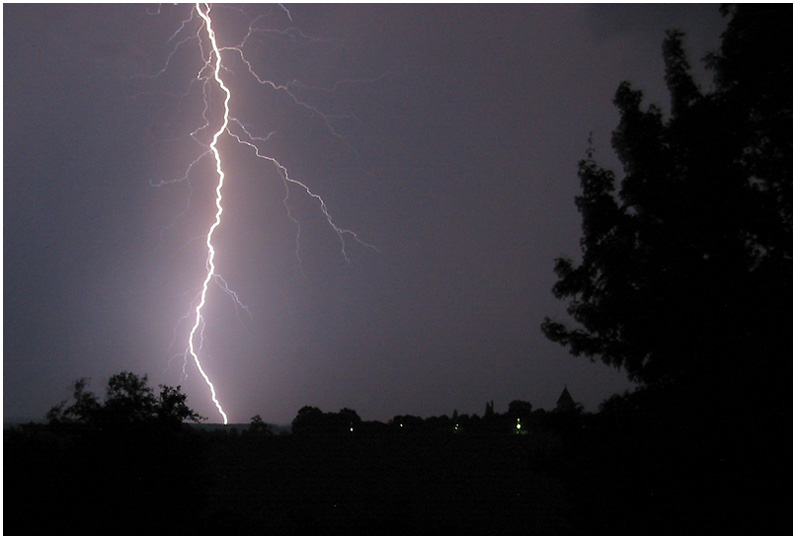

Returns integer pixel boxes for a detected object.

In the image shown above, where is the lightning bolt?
[187,2,231,425]
[145,4,377,424]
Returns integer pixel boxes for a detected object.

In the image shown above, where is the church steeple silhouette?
[556,385,576,412]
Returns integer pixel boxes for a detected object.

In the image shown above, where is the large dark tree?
[540,10,791,530]
[46,371,204,430]
[542,5,791,402]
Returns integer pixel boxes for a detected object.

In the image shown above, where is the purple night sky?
[4,4,728,424]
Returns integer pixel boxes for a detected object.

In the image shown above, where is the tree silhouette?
[291,406,363,435]
[540,12,791,529]
[157,384,206,429]
[337,407,362,433]
[47,371,204,430]
[291,405,325,435]
[247,414,274,435]
[103,371,158,425]
[45,377,100,425]
[541,6,791,400]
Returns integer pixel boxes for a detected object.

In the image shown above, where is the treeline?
[5,371,790,534]
[14,371,588,439]
[288,398,581,437]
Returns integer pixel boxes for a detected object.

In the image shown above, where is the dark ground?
[4,406,791,535]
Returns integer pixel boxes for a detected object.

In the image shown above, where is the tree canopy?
[46,371,204,431]
[291,405,363,435]
[542,5,791,399]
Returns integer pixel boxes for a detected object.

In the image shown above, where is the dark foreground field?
[5,412,789,535]
[6,428,570,535]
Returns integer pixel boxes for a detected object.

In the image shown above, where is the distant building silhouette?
[556,386,576,412]
[484,400,495,417]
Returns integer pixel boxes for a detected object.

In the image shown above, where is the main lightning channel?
[150,3,378,423]
[187,2,230,424]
